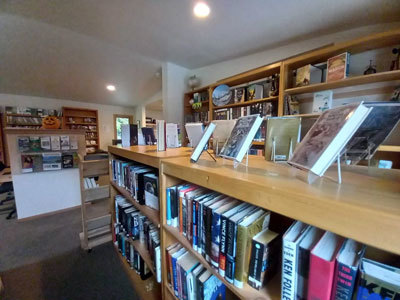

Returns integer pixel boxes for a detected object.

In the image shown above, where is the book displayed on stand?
[219,114,263,166]
[312,90,333,113]
[190,123,216,163]
[121,124,138,147]
[296,64,324,87]
[211,120,237,155]
[264,117,301,161]
[156,120,166,151]
[185,123,204,148]
[166,123,180,148]
[326,52,350,82]
[288,103,372,177]
[141,127,156,145]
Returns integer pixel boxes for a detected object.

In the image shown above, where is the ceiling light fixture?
[193,2,210,18]
[106,84,116,91]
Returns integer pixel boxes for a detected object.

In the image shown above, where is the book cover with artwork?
[18,137,30,152]
[327,53,349,82]
[289,103,371,176]
[219,115,263,163]
[312,90,333,113]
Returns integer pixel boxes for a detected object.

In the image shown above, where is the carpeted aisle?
[0,207,140,300]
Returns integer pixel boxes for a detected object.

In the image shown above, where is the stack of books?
[113,195,161,282]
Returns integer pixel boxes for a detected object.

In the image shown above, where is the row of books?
[111,159,159,210]
[114,195,161,282]
[165,183,272,289]
[166,242,226,300]
[5,106,60,116]
[165,184,400,298]
[156,120,182,150]
[185,111,209,124]
[18,136,79,152]
[214,102,274,121]
[228,75,279,104]
[21,152,77,173]
[68,124,97,131]
[192,91,209,103]
[282,220,400,300]
[6,115,42,125]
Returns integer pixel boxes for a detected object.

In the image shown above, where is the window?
[113,114,134,139]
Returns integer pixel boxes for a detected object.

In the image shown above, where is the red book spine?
[307,255,337,300]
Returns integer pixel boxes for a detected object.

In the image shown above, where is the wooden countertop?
[161,155,400,255]
[108,145,192,168]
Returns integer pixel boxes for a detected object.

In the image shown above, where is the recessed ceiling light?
[193,2,210,18]
[106,84,116,91]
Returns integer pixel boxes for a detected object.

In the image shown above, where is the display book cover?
[202,273,226,300]
[327,52,349,82]
[156,120,166,151]
[190,122,216,163]
[141,127,156,145]
[307,231,344,300]
[143,173,159,210]
[342,101,400,165]
[331,239,365,300]
[185,122,204,148]
[355,258,400,300]
[264,117,301,161]
[288,102,372,177]
[219,114,264,163]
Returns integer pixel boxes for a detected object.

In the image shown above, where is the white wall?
[146,109,163,121]
[162,62,189,127]
[0,93,135,150]
[190,23,400,87]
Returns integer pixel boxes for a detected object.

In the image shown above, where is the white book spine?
[155,246,161,283]
[281,239,298,300]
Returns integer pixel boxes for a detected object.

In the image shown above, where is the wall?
[189,23,400,88]
[162,62,189,127]
[0,93,135,150]
[146,109,163,121]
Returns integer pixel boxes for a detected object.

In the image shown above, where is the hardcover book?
[121,124,138,147]
[141,127,156,145]
[248,228,280,290]
[40,136,51,151]
[296,226,325,300]
[202,275,226,300]
[307,232,344,300]
[355,258,400,300]
[296,64,323,87]
[185,123,204,148]
[211,120,236,154]
[234,210,270,288]
[327,52,349,82]
[265,117,301,161]
[190,123,216,163]
[156,120,166,151]
[166,123,179,148]
[219,115,263,164]
[331,239,365,300]
[144,173,159,210]
[289,103,372,177]
[343,102,400,164]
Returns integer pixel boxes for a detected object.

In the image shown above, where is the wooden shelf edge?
[213,96,278,110]
[110,180,160,227]
[165,283,178,300]
[377,145,400,152]
[163,225,280,300]
[284,70,400,95]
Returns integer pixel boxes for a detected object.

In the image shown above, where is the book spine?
[307,253,337,300]
[205,206,213,262]
[172,256,179,296]
[296,246,311,300]
[166,188,172,226]
[187,197,193,244]
[331,263,358,300]
[177,263,182,299]
[182,270,188,300]
[218,215,229,276]
[247,239,264,290]
[210,211,222,268]
[182,195,187,237]
[225,220,238,283]
[281,239,297,300]
[197,201,204,254]
[179,192,184,233]
[171,188,178,227]
[201,203,208,257]
[192,199,198,251]
[233,225,248,288]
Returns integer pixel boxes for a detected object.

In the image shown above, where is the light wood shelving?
[159,154,400,300]
[214,96,278,110]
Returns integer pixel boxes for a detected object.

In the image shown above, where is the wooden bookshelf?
[62,107,99,153]
[159,155,400,300]
[108,145,193,299]
[213,96,278,110]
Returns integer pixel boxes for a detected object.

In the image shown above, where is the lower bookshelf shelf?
[114,244,161,299]
[129,238,156,276]
[110,180,160,227]
[163,224,280,300]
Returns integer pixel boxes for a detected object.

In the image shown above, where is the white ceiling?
[1,0,400,107]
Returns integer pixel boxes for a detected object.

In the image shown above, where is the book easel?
[190,138,216,162]
[270,137,294,162]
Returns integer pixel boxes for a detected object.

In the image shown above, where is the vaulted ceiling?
[1,0,400,107]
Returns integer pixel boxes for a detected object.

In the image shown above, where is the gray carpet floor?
[0,204,140,300]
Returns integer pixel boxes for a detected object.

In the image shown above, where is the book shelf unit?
[107,145,192,299]
[62,107,99,153]
[159,155,400,300]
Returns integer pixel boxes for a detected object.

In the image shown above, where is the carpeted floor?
[0,206,140,300]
